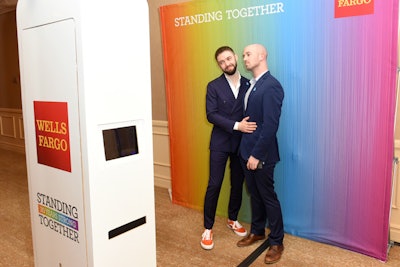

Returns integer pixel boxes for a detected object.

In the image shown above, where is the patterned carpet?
[1,149,400,266]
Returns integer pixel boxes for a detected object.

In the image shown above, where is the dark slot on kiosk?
[102,126,139,161]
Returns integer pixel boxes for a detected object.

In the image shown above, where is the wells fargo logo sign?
[335,0,374,18]
[34,101,71,172]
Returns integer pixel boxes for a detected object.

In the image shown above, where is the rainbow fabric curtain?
[160,0,398,260]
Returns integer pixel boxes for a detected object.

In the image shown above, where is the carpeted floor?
[1,148,400,266]
[0,149,33,267]
[155,186,400,267]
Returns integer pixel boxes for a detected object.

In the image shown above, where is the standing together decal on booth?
[160,0,398,260]
[33,101,80,242]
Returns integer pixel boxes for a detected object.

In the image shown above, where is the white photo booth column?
[17,1,156,266]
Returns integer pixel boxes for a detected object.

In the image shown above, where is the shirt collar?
[253,70,268,83]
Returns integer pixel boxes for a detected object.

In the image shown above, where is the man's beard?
[223,64,237,75]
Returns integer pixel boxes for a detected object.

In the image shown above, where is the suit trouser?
[240,159,284,245]
[203,150,244,229]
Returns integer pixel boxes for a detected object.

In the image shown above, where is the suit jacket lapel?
[238,77,250,98]
[220,74,236,100]
[248,72,269,103]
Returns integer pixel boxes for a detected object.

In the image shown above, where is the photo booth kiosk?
[17,1,156,266]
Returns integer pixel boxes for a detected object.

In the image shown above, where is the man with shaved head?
[237,44,285,264]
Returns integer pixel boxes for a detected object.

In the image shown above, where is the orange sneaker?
[227,219,247,237]
[200,229,214,250]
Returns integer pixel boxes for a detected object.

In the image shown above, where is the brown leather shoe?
[236,233,265,247]
[264,244,284,264]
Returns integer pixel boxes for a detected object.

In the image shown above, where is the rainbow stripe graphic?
[38,204,78,231]
[160,0,398,260]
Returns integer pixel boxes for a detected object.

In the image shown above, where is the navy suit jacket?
[240,71,284,164]
[206,74,250,153]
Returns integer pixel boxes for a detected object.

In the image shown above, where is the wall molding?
[152,120,171,189]
[0,108,24,153]
[391,139,400,242]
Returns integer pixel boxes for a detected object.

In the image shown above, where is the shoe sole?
[237,240,263,247]
[265,258,282,264]
[226,224,247,237]
[200,242,214,250]
[236,236,266,247]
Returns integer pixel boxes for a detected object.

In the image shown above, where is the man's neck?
[252,64,268,79]
[225,71,240,85]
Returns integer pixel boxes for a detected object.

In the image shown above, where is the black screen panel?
[102,126,139,161]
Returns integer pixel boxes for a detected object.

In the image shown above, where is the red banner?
[34,101,71,172]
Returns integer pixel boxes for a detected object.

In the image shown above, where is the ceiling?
[0,0,17,15]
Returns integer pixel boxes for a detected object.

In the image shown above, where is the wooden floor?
[1,148,400,266]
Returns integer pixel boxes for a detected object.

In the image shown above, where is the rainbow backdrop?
[160,0,398,260]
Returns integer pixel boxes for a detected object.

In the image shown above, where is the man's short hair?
[215,46,234,61]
